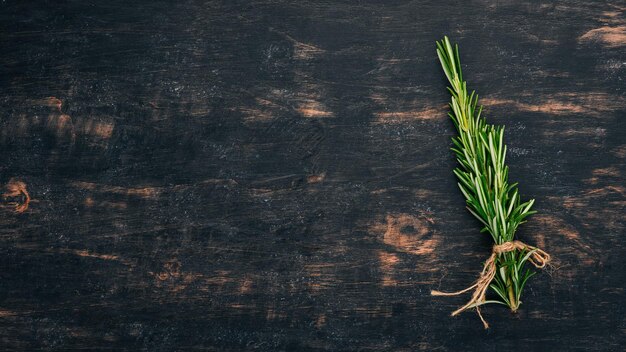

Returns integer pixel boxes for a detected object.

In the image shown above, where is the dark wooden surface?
[1,1,625,350]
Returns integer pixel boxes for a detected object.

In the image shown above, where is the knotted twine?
[431,240,550,329]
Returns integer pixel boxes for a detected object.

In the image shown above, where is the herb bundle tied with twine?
[431,36,551,329]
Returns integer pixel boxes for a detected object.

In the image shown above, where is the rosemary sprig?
[436,36,538,312]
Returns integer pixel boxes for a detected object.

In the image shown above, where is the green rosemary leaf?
[522,248,536,261]
[489,284,510,305]
[466,300,508,309]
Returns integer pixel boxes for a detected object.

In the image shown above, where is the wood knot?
[3,179,30,213]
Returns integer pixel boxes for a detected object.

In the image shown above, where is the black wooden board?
[1,1,625,350]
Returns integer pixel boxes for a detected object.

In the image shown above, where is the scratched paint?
[0,0,625,350]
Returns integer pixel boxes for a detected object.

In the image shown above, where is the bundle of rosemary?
[431,37,551,328]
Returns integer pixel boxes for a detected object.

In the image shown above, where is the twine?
[431,240,550,329]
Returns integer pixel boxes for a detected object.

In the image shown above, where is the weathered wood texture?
[1,1,625,350]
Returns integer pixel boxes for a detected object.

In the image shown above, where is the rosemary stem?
[504,254,518,311]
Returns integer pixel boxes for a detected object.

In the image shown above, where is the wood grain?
[1,1,624,350]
